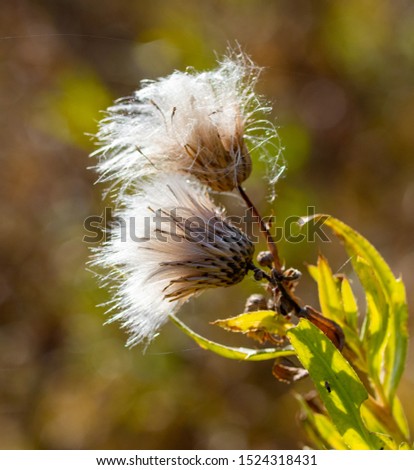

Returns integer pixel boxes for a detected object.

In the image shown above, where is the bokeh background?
[1,0,413,450]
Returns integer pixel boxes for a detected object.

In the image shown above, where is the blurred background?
[1,0,413,450]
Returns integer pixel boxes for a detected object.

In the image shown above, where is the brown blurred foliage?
[0,0,413,449]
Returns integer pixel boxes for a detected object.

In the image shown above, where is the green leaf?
[314,255,344,324]
[300,215,408,403]
[392,396,411,442]
[360,399,394,440]
[307,264,319,283]
[361,396,409,447]
[308,256,364,371]
[170,315,296,361]
[354,256,388,394]
[385,280,408,402]
[373,433,397,450]
[287,319,381,450]
[337,275,366,371]
[341,276,358,330]
[296,394,348,450]
[212,310,293,343]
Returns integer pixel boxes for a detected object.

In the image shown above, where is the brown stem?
[240,187,345,351]
[237,185,282,271]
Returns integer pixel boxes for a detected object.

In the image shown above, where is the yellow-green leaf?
[315,255,344,324]
[373,433,397,450]
[385,280,408,402]
[170,315,296,361]
[309,256,364,370]
[361,399,394,441]
[354,256,388,395]
[296,394,348,450]
[300,215,408,403]
[341,276,358,330]
[392,395,411,442]
[212,310,293,343]
[307,264,319,283]
[287,319,381,450]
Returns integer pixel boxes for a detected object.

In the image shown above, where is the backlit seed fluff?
[94,174,254,346]
[93,52,280,197]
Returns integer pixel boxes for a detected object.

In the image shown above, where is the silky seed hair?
[93,173,254,346]
[92,51,281,200]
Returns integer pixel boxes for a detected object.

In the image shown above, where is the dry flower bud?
[244,294,268,312]
[256,250,274,268]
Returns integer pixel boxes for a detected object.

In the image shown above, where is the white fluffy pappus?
[93,52,281,198]
[93,174,255,346]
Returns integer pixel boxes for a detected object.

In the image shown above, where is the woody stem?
[237,185,282,271]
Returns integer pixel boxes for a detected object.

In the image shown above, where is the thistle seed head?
[93,52,280,199]
[92,174,254,345]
